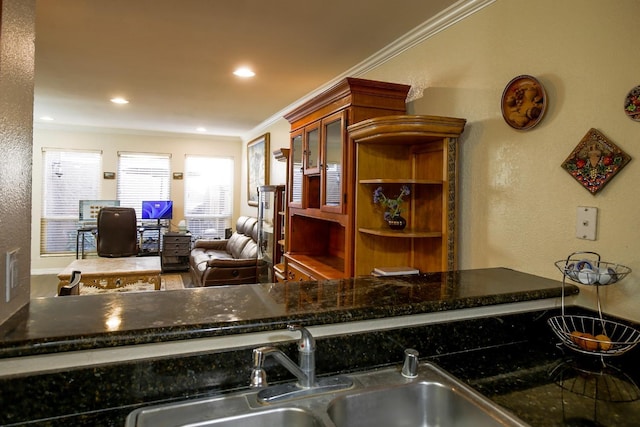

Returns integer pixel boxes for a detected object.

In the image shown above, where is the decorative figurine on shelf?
[373,185,410,230]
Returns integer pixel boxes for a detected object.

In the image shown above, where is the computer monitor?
[79,200,120,223]
[141,200,173,220]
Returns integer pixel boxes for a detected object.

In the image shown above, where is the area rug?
[79,274,184,294]
[162,274,185,290]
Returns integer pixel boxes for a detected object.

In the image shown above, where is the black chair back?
[96,207,138,257]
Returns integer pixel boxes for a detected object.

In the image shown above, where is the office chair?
[96,207,138,257]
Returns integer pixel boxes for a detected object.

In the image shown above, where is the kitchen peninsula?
[1,268,573,358]
[2,268,640,426]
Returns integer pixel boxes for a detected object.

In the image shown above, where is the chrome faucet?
[250,324,316,389]
[250,324,352,403]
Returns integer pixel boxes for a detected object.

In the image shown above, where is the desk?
[138,225,164,256]
[76,226,97,259]
[75,224,166,258]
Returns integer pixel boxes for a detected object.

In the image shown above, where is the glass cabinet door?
[290,132,303,206]
[257,186,275,283]
[321,112,344,212]
[305,125,320,174]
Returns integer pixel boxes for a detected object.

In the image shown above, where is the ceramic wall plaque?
[501,75,547,130]
[624,84,640,121]
[561,128,631,195]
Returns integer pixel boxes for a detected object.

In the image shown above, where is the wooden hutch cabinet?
[283,78,411,280]
[348,115,466,276]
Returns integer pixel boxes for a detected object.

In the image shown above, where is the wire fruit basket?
[547,251,639,357]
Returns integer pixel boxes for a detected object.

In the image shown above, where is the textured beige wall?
[0,0,35,324]
[262,0,640,321]
[240,118,290,218]
[362,0,640,321]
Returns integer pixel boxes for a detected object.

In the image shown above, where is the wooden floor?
[30,271,194,298]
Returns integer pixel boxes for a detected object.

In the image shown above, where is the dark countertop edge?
[0,285,577,359]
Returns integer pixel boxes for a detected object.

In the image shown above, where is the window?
[41,148,102,254]
[184,156,233,239]
[117,152,171,218]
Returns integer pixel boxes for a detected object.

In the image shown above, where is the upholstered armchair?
[189,216,259,286]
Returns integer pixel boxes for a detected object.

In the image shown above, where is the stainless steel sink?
[328,381,513,427]
[126,362,529,427]
[183,407,322,427]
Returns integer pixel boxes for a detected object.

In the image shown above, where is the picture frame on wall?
[247,133,270,206]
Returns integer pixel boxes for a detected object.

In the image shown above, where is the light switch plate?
[5,248,19,302]
[576,206,597,240]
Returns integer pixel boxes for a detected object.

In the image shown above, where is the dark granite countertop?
[2,307,639,426]
[0,268,576,358]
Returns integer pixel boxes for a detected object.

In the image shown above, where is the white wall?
[257,0,640,322]
[31,127,243,272]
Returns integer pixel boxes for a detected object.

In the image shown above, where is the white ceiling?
[33,0,462,138]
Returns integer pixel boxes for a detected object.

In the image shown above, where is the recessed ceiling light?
[110,97,129,104]
[196,127,207,132]
[40,116,54,121]
[233,67,255,78]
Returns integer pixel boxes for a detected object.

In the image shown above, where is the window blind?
[184,155,233,239]
[117,152,171,219]
[40,149,101,254]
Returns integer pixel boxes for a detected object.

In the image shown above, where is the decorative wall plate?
[561,128,631,195]
[501,75,547,130]
[624,85,640,121]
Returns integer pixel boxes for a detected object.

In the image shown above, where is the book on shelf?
[371,266,420,277]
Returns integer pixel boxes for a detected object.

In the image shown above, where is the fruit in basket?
[570,330,584,344]
[572,332,598,351]
[595,334,612,351]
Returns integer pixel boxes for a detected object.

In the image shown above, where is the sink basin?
[126,393,323,427]
[182,407,322,427]
[328,381,513,427]
[126,362,528,427]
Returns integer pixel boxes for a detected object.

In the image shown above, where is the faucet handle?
[401,348,419,378]
[287,324,316,352]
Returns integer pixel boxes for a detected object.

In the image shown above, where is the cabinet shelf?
[358,227,442,238]
[359,179,443,185]
[351,114,466,276]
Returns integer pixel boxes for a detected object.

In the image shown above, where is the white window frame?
[40,148,102,255]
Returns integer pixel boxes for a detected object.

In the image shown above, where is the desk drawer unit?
[161,233,191,272]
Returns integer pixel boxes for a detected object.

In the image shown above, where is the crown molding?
[246,0,495,140]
